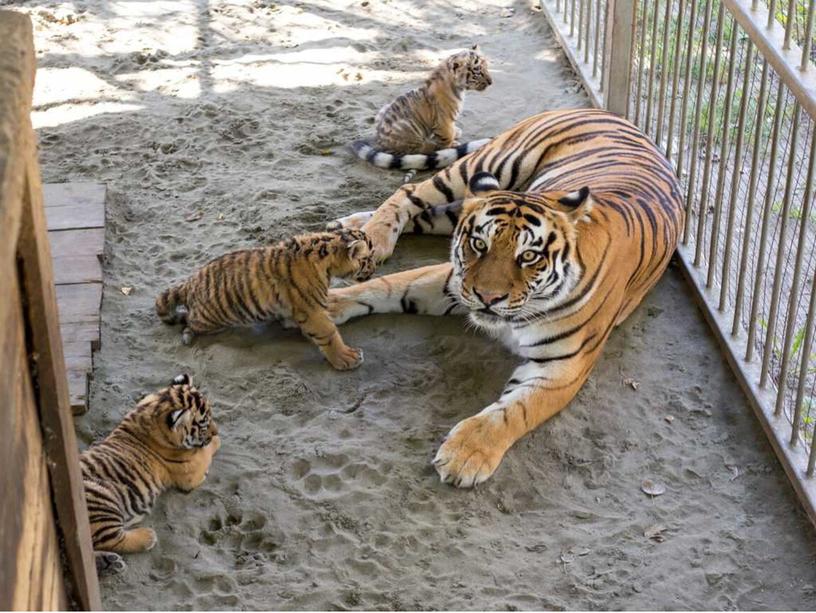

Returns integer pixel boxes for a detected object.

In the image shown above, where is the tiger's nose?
[474,288,508,307]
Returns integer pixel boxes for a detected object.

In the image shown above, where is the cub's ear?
[558,186,593,222]
[347,239,368,260]
[172,373,191,386]
[467,172,500,197]
[166,408,185,430]
[471,44,480,51]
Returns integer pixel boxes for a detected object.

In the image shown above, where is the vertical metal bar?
[803,0,815,71]
[767,0,778,29]
[601,0,609,91]
[733,59,770,337]
[655,0,673,146]
[570,0,576,32]
[760,101,802,389]
[809,427,816,476]
[666,0,687,161]
[584,0,592,64]
[706,21,739,288]
[720,42,755,311]
[783,0,797,49]
[644,0,661,131]
[578,0,585,49]
[786,128,816,438]
[633,0,649,124]
[593,0,602,77]
[684,0,715,246]
[746,81,786,362]
[676,0,699,177]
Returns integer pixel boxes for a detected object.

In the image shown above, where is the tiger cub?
[81,374,219,575]
[351,46,493,173]
[155,229,375,370]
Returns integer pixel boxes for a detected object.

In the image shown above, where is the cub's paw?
[95,551,127,576]
[432,413,509,488]
[326,210,375,231]
[327,346,364,371]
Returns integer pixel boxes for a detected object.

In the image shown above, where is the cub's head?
[336,229,375,282]
[451,172,592,329]
[132,374,218,450]
[447,45,492,91]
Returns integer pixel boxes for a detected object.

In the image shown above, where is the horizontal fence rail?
[541,0,816,526]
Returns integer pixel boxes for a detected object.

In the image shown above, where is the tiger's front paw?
[95,551,127,576]
[433,413,510,488]
[326,345,364,370]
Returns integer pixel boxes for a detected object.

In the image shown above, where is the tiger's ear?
[166,408,185,430]
[347,239,368,260]
[172,373,191,386]
[467,172,500,198]
[471,44,480,52]
[558,186,593,222]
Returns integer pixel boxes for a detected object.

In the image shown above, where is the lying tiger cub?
[156,230,375,370]
[351,46,493,175]
[81,375,219,575]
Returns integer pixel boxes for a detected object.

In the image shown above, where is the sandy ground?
[13,0,816,609]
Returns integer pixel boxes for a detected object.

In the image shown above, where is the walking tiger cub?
[156,230,375,370]
[351,46,493,174]
[81,374,219,575]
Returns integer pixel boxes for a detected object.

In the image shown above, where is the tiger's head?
[451,172,592,329]
[335,229,376,282]
[447,45,492,91]
[131,374,218,451]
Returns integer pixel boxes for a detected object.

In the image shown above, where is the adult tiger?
[328,109,684,488]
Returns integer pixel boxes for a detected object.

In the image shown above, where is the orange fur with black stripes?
[350,46,493,171]
[156,230,375,370]
[329,109,684,487]
[81,374,219,574]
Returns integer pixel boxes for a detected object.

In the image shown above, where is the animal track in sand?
[291,453,388,497]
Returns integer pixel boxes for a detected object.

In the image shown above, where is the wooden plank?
[1,271,67,611]
[52,255,102,286]
[0,10,34,270]
[55,283,102,325]
[45,203,104,232]
[18,97,101,609]
[47,228,104,258]
[66,369,90,413]
[59,321,101,349]
[42,182,106,210]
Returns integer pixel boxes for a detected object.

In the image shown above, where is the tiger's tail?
[155,283,188,325]
[350,138,491,171]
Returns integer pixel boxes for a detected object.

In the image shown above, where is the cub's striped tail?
[350,138,491,171]
[156,284,188,324]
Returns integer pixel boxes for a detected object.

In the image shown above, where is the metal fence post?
[603,0,637,116]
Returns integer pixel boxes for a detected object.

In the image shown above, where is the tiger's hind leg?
[95,551,127,576]
[94,525,158,554]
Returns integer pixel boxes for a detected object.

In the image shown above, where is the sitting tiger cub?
[351,46,493,174]
[156,229,375,370]
[81,374,219,575]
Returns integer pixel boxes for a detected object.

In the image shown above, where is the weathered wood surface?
[45,183,106,413]
[0,10,101,611]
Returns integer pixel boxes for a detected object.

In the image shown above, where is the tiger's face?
[451,173,592,329]
[447,46,492,91]
[340,229,376,282]
[136,374,218,450]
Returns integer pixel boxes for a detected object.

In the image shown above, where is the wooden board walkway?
[44,183,105,415]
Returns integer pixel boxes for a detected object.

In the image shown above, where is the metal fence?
[541,0,816,526]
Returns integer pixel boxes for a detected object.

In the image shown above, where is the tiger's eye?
[471,237,487,253]
[520,250,539,263]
